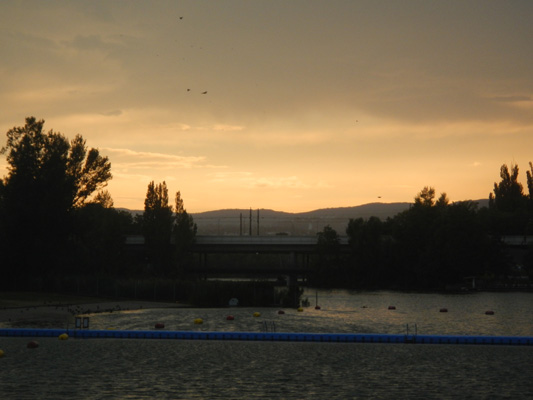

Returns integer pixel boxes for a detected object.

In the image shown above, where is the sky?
[1,0,532,213]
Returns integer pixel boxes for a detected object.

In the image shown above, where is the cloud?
[491,95,532,103]
[67,35,110,52]
[213,124,245,132]
[100,110,123,117]
[103,147,214,170]
[208,171,328,190]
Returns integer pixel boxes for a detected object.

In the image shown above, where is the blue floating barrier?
[0,328,531,346]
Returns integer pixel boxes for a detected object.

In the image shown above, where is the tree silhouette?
[489,164,525,212]
[1,117,111,210]
[142,181,174,276]
[527,162,533,209]
[91,190,114,208]
[0,117,112,286]
[173,190,197,276]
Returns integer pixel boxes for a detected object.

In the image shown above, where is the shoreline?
[0,293,189,328]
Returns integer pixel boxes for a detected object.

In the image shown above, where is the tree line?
[1,117,532,293]
[310,167,533,290]
[0,117,197,291]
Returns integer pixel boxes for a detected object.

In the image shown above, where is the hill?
[190,202,412,236]
[122,199,489,236]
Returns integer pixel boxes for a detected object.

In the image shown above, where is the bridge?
[125,235,350,276]
[193,235,349,253]
[191,235,349,275]
[124,234,532,276]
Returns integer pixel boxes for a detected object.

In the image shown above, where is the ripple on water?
[0,338,532,399]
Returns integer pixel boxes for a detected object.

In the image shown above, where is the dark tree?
[311,225,343,286]
[142,181,174,276]
[414,186,436,207]
[1,118,111,210]
[527,162,533,209]
[0,117,112,288]
[173,191,197,276]
[488,163,529,235]
[489,164,525,213]
[385,187,506,289]
[316,225,340,253]
[91,190,114,208]
[414,186,449,208]
[70,203,134,278]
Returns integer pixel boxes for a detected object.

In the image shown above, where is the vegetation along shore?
[0,118,532,305]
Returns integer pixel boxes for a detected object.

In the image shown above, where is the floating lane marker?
[0,328,531,346]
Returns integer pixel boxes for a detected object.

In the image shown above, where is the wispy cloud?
[213,124,245,132]
[208,172,328,190]
[100,110,123,117]
[103,147,220,170]
[490,95,532,103]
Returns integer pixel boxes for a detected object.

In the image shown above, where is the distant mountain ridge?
[121,199,489,236]
[192,202,412,220]
[190,203,413,235]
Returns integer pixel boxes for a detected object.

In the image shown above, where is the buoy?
[58,333,69,340]
[277,310,285,315]
[297,307,304,312]
[253,312,261,317]
[194,318,203,324]
[0,349,4,358]
[154,323,165,329]
[388,306,396,310]
[440,308,448,313]
[226,315,235,321]
[485,310,495,315]
[27,341,39,349]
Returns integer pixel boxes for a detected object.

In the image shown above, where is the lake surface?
[1,290,532,399]
[78,289,533,337]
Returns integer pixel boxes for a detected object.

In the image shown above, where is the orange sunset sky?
[1,1,532,213]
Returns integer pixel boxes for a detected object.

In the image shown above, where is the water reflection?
[84,290,533,337]
[1,337,532,399]
[1,290,532,399]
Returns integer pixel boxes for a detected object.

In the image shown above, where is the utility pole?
[249,208,252,236]
[257,209,260,236]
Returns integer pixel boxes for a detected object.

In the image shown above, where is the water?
[1,290,533,399]
[74,290,533,337]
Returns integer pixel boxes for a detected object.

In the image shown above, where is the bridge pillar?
[291,251,300,269]
[196,253,208,280]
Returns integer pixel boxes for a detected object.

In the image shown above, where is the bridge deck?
[193,235,349,254]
